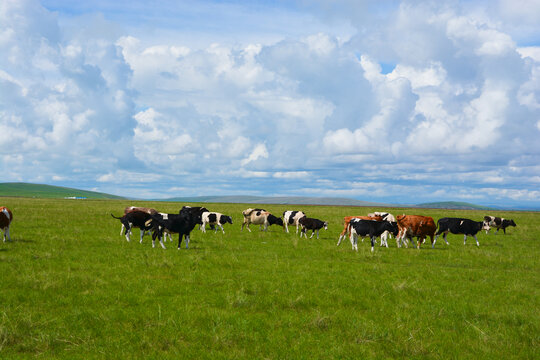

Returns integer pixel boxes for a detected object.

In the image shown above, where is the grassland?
[0,197,538,359]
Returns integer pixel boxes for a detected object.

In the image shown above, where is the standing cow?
[283,210,306,234]
[298,217,328,239]
[201,212,233,234]
[349,219,398,252]
[433,217,488,247]
[483,216,516,234]
[241,209,283,232]
[0,207,13,242]
[396,214,437,249]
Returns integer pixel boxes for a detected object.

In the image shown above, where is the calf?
[201,212,233,233]
[396,215,437,249]
[483,216,516,234]
[283,210,306,234]
[349,219,398,252]
[148,208,202,249]
[111,211,154,245]
[241,209,283,232]
[433,217,487,247]
[298,217,328,239]
[337,215,383,246]
[0,206,13,242]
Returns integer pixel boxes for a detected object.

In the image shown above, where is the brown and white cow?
[396,214,436,249]
[241,208,283,232]
[1,207,13,242]
[336,215,383,246]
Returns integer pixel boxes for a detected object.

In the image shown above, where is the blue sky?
[1,0,540,208]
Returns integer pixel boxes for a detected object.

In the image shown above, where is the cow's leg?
[337,233,344,246]
[474,234,479,246]
[1,228,5,242]
[185,234,190,249]
[370,236,375,252]
[218,224,225,234]
[158,234,166,249]
[443,232,449,245]
[6,226,11,242]
[124,225,131,242]
[349,231,358,251]
[178,234,183,249]
[284,223,289,233]
[463,234,467,245]
[140,229,145,244]
[120,224,125,236]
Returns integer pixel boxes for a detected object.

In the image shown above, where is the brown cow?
[396,214,436,249]
[1,206,13,242]
[336,215,383,246]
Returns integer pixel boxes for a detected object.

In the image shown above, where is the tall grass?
[0,198,538,358]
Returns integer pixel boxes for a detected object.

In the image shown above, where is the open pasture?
[0,197,538,358]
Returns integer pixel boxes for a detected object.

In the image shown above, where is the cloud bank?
[1,0,539,207]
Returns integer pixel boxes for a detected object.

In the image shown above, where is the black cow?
[148,208,202,249]
[483,216,516,234]
[298,217,328,239]
[111,211,153,244]
[349,219,398,252]
[433,217,487,247]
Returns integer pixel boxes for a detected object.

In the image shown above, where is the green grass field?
[0,198,538,359]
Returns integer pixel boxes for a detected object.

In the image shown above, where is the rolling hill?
[0,182,125,200]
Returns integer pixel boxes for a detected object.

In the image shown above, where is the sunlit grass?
[0,198,538,358]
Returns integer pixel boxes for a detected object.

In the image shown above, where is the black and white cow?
[349,219,398,252]
[283,210,306,234]
[367,212,397,246]
[111,211,154,244]
[201,212,233,233]
[298,217,328,239]
[148,208,202,249]
[433,217,488,247]
[483,216,516,234]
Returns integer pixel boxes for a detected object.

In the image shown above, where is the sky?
[1,0,540,208]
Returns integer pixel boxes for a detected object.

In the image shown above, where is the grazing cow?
[336,215,383,246]
[0,207,13,242]
[396,215,437,248]
[283,210,306,234]
[111,211,154,245]
[298,217,328,239]
[148,208,202,249]
[483,216,516,234]
[241,209,283,232]
[349,219,398,252]
[120,206,158,235]
[433,217,488,247]
[201,212,233,233]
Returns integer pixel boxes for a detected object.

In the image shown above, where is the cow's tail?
[111,213,123,220]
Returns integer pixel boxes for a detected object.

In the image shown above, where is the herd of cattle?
[105,205,516,252]
[0,205,517,252]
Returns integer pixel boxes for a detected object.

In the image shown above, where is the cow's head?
[221,215,233,225]
[268,214,283,226]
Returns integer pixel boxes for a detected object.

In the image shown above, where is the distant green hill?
[0,182,125,200]
[415,201,493,210]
